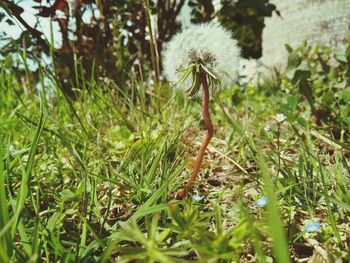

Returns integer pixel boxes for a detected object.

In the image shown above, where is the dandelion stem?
[276,123,281,185]
[174,71,214,199]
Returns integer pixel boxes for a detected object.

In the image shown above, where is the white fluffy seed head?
[162,22,241,93]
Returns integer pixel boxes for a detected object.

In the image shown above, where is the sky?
[0,0,99,48]
[1,0,63,48]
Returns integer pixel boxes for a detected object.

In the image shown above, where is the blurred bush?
[281,41,350,140]
[0,0,277,95]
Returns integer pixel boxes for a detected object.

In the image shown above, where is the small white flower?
[192,195,204,201]
[9,145,16,156]
[162,22,240,93]
[255,196,268,207]
[264,125,271,132]
[22,155,28,162]
[275,114,286,123]
[305,222,321,233]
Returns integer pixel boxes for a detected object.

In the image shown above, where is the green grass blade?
[257,153,291,263]
[0,141,12,260]
[318,157,343,247]
[130,163,185,221]
[11,102,46,237]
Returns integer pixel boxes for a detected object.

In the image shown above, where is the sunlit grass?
[0,60,349,262]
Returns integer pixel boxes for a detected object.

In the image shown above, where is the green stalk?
[142,0,160,84]
[258,153,291,263]
[0,141,12,261]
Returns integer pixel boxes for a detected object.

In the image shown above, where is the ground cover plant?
[0,37,350,262]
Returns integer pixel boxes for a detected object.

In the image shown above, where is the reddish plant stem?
[174,71,214,199]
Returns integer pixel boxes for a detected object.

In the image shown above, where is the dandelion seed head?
[162,22,240,93]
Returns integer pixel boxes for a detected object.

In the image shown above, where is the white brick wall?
[261,0,350,74]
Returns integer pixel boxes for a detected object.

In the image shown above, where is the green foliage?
[1,28,350,262]
[257,154,291,263]
[282,41,350,140]
[189,0,215,22]
[0,0,276,98]
[0,0,187,94]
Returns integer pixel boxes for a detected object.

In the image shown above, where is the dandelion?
[275,113,286,123]
[305,222,321,233]
[163,22,240,96]
[163,22,240,199]
[255,196,268,207]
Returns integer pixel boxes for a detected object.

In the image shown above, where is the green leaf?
[285,44,293,53]
[287,52,301,69]
[177,66,192,86]
[257,153,291,263]
[11,100,46,238]
[0,141,13,260]
[200,64,218,80]
[321,91,334,106]
[334,52,347,64]
[340,89,350,102]
[5,18,14,25]
[333,80,346,89]
[292,70,311,85]
[345,44,350,59]
[285,68,296,79]
[130,162,185,221]
[186,70,201,97]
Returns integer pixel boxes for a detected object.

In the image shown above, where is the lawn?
[0,41,349,262]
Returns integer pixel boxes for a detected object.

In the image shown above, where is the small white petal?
[305,222,321,233]
[275,114,286,123]
[255,196,268,207]
[192,195,204,201]
[9,145,16,156]
[264,125,271,132]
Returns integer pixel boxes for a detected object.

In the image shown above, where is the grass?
[0,58,349,262]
